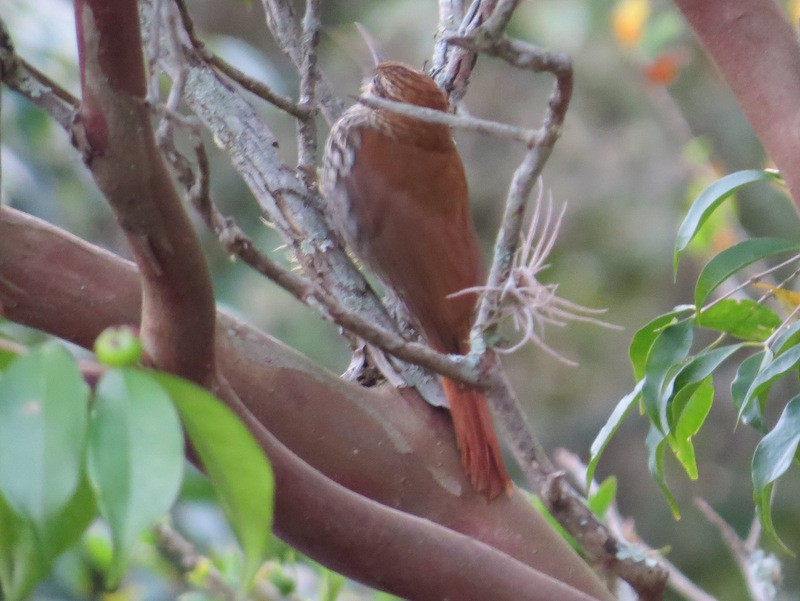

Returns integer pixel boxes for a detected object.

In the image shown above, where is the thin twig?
[478,358,666,600]
[480,0,522,38]
[154,522,243,601]
[432,0,499,103]
[452,187,619,362]
[452,34,573,344]
[172,0,311,119]
[0,18,77,128]
[694,498,782,601]
[556,450,718,601]
[296,0,321,187]
[358,93,538,144]
[260,0,343,122]
[707,252,800,313]
[432,0,466,83]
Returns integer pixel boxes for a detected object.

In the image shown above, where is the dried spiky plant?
[453,184,618,365]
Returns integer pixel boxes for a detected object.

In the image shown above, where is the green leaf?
[669,377,714,479]
[646,425,680,518]
[44,471,96,561]
[629,307,695,380]
[587,380,644,487]
[697,299,781,341]
[742,345,800,424]
[694,238,800,308]
[0,473,95,601]
[587,476,617,518]
[0,343,21,373]
[528,494,579,551]
[152,373,274,590]
[752,394,800,492]
[674,169,783,274]
[769,320,800,355]
[752,394,800,552]
[642,319,694,430]
[320,568,346,601]
[671,344,743,398]
[754,482,783,553]
[87,369,184,587]
[731,351,768,431]
[0,343,89,526]
[0,493,42,601]
[667,344,741,428]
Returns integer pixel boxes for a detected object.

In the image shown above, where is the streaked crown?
[365,62,450,112]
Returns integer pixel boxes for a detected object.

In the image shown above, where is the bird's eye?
[371,76,386,97]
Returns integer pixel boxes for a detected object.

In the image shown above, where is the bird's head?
[364,62,450,112]
[354,24,449,112]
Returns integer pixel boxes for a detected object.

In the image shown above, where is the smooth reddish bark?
[0,206,613,601]
[675,0,800,209]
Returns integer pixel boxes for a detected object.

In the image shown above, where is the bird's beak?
[355,22,388,67]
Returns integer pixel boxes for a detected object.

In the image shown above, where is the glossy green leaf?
[153,373,274,590]
[742,345,800,424]
[646,426,680,518]
[44,471,96,561]
[587,380,643,488]
[670,377,714,479]
[694,238,800,308]
[668,344,741,427]
[642,319,694,430]
[0,472,95,601]
[769,321,800,355]
[697,299,781,341]
[753,394,800,491]
[675,343,742,388]
[587,476,617,518]
[754,482,784,553]
[752,394,800,552]
[0,343,89,527]
[629,307,695,380]
[87,369,184,587]
[674,169,782,274]
[731,351,768,432]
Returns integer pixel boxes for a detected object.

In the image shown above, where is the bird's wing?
[339,127,484,353]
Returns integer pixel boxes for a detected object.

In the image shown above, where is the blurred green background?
[3,0,800,599]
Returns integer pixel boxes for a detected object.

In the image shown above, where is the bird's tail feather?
[443,378,512,499]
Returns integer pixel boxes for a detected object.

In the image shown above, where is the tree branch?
[171,0,311,119]
[556,450,718,601]
[0,18,78,129]
[432,0,500,103]
[0,205,613,601]
[138,3,666,595]
[140,0,451,406]
[72,0,216,383]
[4,1,676,596]
[673,0,800,209]
[694,499,781,601]
[295,0,321,186]
[259,0,344,123]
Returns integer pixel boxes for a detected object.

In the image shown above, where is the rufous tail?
[442,377,512,499]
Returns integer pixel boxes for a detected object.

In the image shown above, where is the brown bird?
[322,60,512,499]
